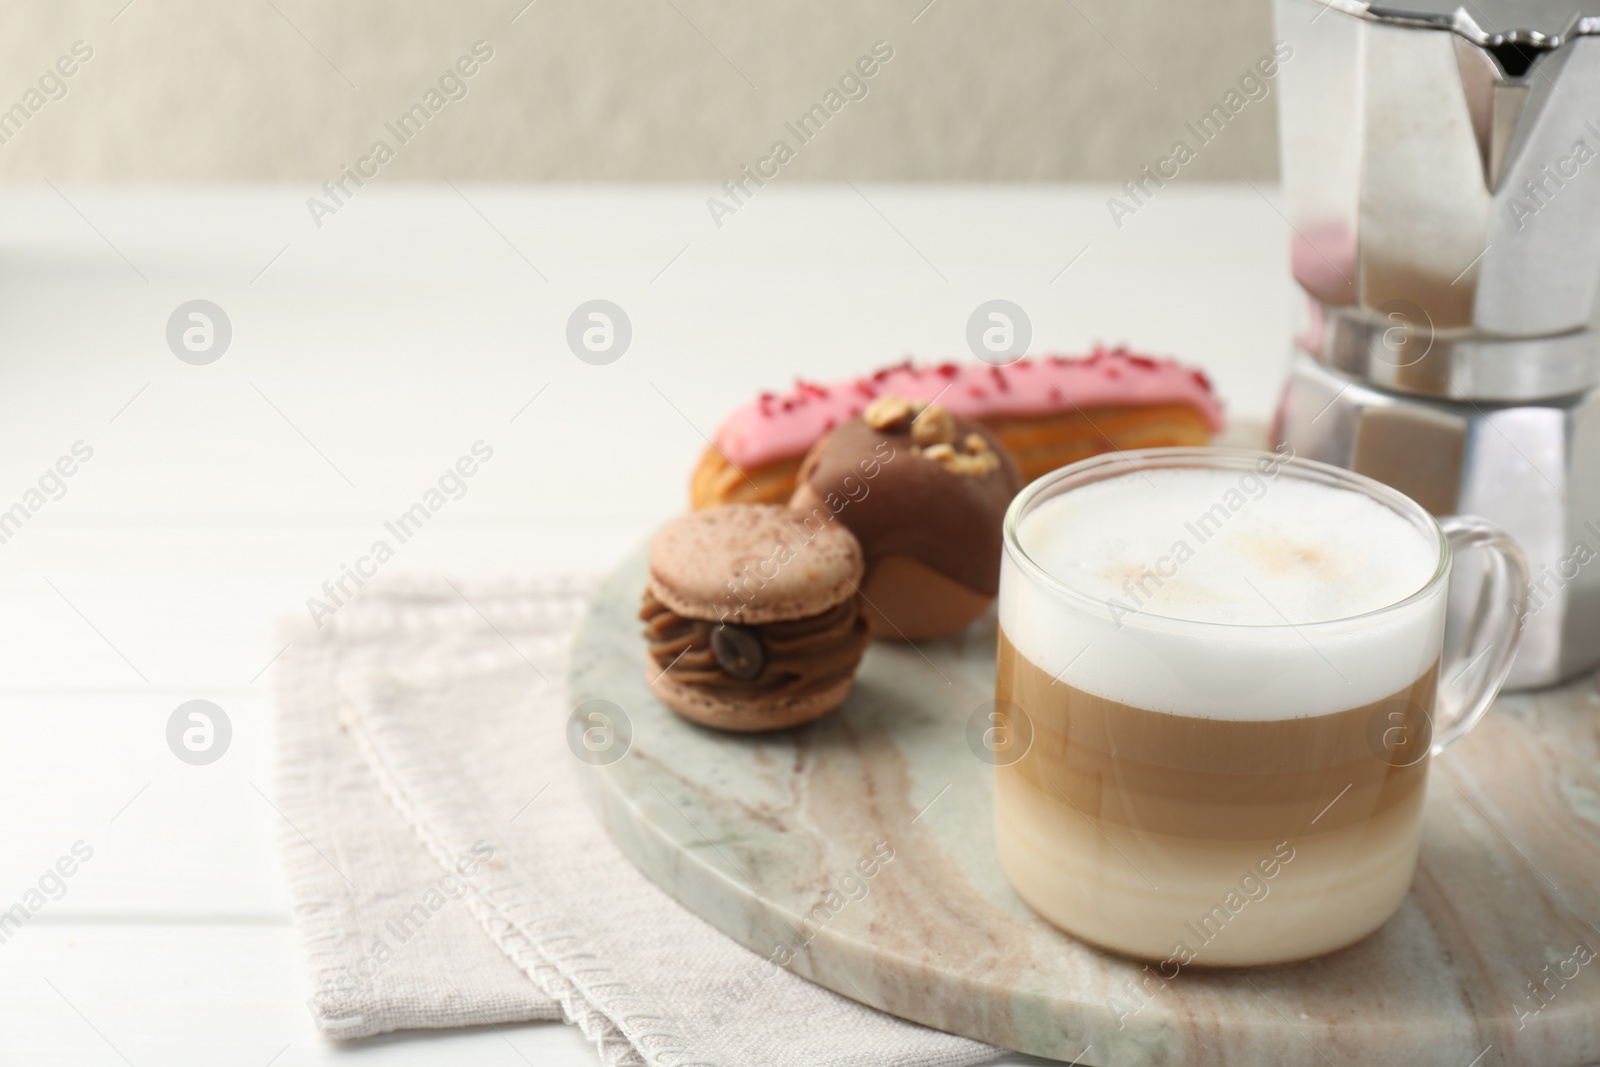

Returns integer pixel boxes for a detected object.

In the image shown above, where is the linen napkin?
[274,577,998,1066]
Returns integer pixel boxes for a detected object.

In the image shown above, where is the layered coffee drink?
[996,458,1448,966]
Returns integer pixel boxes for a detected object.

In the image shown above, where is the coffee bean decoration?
[710,623,766,680]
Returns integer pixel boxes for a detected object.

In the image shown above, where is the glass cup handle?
[1431,515,1531,754]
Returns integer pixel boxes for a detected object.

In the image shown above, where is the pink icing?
[713,348,1226,469]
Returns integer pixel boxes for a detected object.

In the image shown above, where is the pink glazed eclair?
[690,349,1225,508]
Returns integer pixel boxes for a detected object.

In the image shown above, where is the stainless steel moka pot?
[1272,0,1600,687]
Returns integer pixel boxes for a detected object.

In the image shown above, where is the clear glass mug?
[991,448,1529,966]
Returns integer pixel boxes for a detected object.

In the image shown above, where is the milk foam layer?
[1003,465,1447,719]
[1020,468,1439,625]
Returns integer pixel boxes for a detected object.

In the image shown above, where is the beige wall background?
[0,0,1280,182]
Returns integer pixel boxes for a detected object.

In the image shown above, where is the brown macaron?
[640,504,871,731]
[790,395,1022,640]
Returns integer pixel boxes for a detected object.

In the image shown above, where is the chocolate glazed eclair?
[791,395,1022,640]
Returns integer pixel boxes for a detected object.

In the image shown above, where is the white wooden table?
[0,184,1292,1066]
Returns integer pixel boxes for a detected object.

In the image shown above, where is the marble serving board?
[569,546,1600,1067]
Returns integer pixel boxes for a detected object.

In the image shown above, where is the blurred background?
[8,6,1600,1065]
[0,6,1299,1064]
[0,0,1279,182]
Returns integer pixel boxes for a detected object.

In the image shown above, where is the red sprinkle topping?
[715,350,1223,467]
[870,359,913,383]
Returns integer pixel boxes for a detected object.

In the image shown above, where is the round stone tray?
[569,544,1600,1066]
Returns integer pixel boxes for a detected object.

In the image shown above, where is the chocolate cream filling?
[640,591,870,697]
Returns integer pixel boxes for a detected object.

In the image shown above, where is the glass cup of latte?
[992,448,1529,967]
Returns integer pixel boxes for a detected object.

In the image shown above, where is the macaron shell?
[648,503,865,625]
[645,664,854,731]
